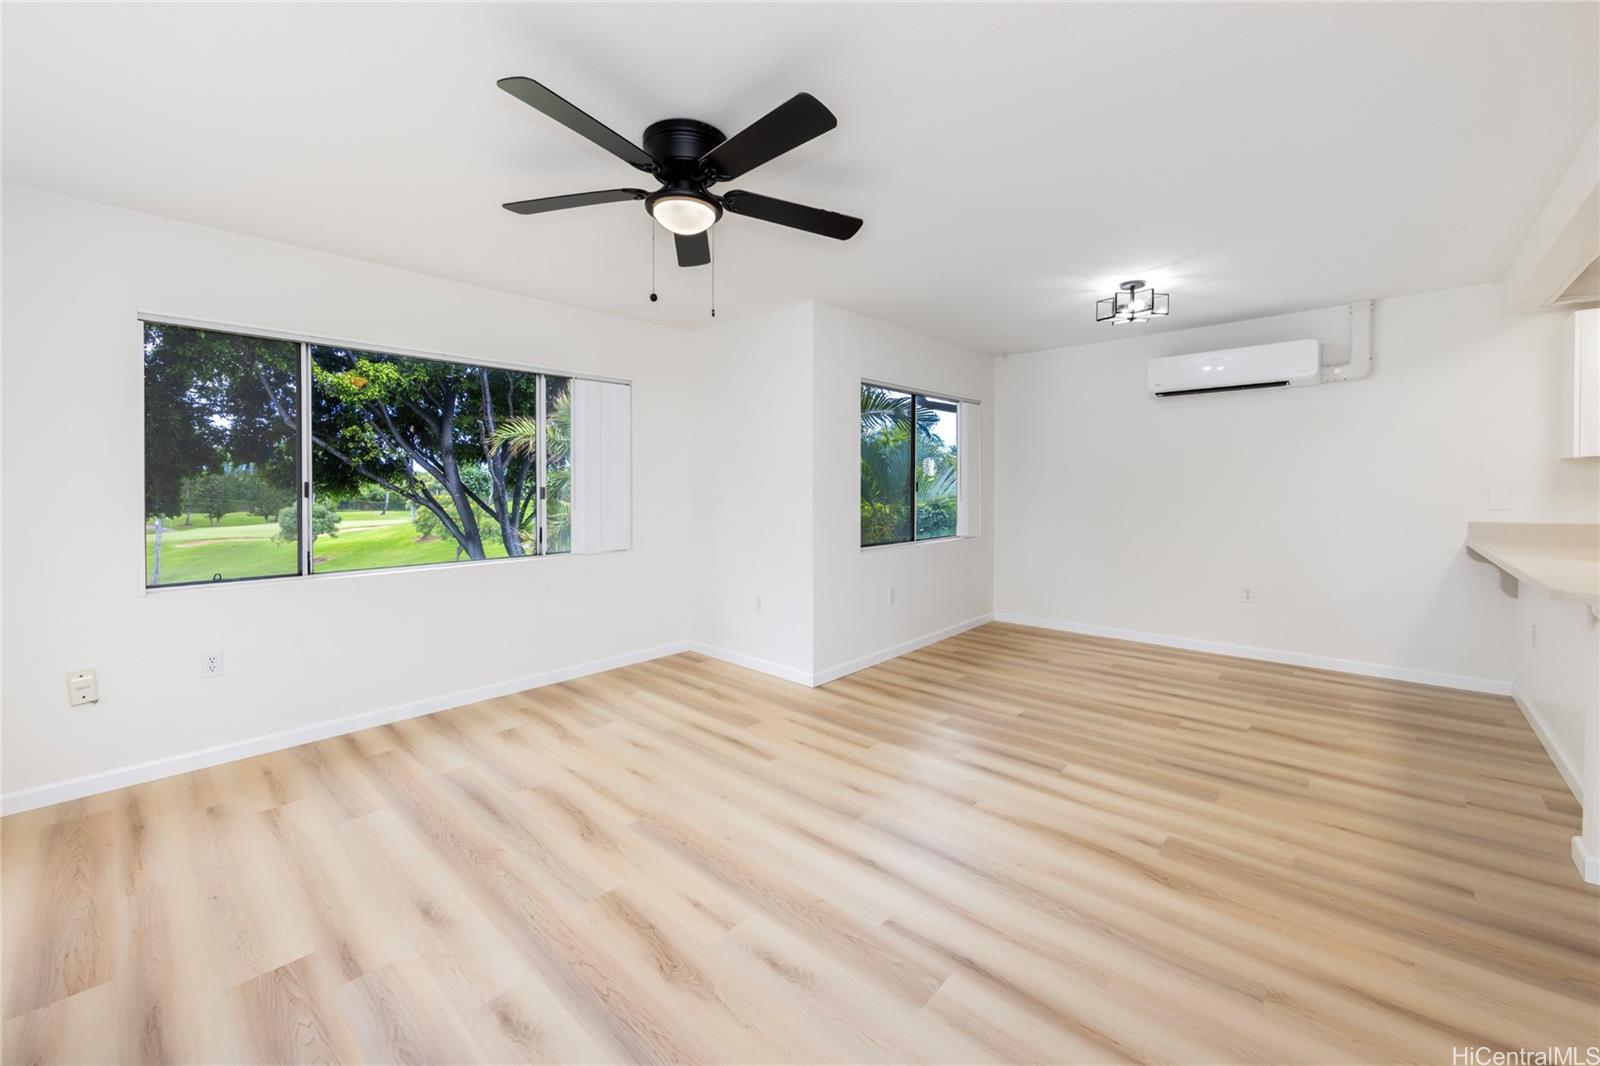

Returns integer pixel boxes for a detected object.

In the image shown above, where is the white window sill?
[860,534,975,553]
[140,548,582,595]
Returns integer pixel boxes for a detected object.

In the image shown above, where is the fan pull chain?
[710,228,717,319]
[648,222,658,303]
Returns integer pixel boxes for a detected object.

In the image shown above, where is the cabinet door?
[1568,308,1600,459]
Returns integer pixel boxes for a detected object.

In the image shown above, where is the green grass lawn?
[161,511,278,530]
[145,510,508,586]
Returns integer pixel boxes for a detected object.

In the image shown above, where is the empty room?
[3,2,1599,1064]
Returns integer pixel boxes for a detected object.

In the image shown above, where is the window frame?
[859,378,972,551]
[139,313,627,593]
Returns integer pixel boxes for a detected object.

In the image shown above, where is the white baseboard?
[1513,686,1583,804]
[0,640,692,816]
[4,619,998,815]
[689,613,996,689]
[993,613,1513,696]
[1574,836,1600,886]
[812,613,995,686]
[6,613,1517,817]
[685,642,816,687]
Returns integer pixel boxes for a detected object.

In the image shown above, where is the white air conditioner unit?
[1146,339,1320,397]
[1146,301,1375,398]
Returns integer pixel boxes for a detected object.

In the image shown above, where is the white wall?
[811,303,994,679]
[1,185,696,802]
[0,188,996,807]
[1513,585,1597,801]
[683,301,995,683]
[995,284,1600,691]
[16,182,1581,814]
[687,304,815,680]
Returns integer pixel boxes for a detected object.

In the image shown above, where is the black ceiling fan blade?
[502,189,647,215]
[674,232,711,268]
[699,93,836,181]
[720,190,863,240]
[497,77,656,172]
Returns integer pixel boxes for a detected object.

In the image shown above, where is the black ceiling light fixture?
[1096,280,1171,325]
[496,77,863,270]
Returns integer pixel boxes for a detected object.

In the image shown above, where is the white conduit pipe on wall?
[1321,299,1375,384]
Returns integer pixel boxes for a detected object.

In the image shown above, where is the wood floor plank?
[228,954,360,1065]
[2,622,1595,1063]
[336,954,485,1065]
[5,812,117,1018]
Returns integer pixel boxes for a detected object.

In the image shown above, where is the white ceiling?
[4,3,1595,354]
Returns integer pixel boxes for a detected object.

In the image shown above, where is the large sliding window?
[859,382,962,547]
[144,321,594,588]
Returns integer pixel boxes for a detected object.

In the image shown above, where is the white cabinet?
[1564,308,1600,458]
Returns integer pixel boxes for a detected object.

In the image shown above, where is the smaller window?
[914,395,958,540]
[144,323,302,588]
[860,383,960,547]
[544,375,572,554]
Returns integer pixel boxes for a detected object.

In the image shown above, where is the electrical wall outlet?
[887,586,896,606]
[1531,623,1538,647]
[66,669,98,706]
[754,594,763,614]
[201,650,223,678]
[1240,586,1255,604]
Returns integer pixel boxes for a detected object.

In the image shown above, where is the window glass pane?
[545,376,571,554]
[860,384,913,546]
[144,323,300,587]
[914,394,959,540]
[309,346,543,573]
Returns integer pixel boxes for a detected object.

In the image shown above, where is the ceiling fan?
[497,76,863,268]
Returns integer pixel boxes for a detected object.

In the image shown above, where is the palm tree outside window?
[860,383,959,547]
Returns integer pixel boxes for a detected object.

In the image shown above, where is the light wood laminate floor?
[4,623,1597,1064]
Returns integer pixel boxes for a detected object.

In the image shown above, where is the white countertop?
[1466,522,1600,607]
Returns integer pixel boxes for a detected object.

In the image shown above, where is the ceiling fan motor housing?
[643,118,727,176]
[642,119,727,223]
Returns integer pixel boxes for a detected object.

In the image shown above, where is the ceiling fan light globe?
[651,195,718,236]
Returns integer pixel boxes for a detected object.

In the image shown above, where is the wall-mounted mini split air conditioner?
[1146,301,1374,398]
[1146,339,1321,397]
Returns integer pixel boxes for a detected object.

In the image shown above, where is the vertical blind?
[570,379,633,554]
[957,400,981,538]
